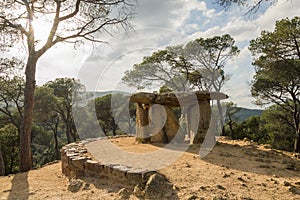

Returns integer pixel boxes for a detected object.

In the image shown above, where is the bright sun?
[31,18,52,46]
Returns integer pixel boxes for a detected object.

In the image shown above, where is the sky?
[33,0,300,109]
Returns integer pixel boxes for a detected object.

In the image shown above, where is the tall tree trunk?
[71,122,77,142]
[66,123,72,143]
[19,56,37,172]
[0,144,5,176]
[294,125,300,153]
[53,122,59,160]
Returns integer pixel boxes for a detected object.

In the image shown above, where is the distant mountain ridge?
[235,107,263,122]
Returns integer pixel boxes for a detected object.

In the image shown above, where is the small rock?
[187,194,198,200]
[172,184,180,191]
[118,188,131,199]
[216,184,226,190]
[257,183,265,187]
[144,174,172,199]
[82,183,90,190]
[238,177,246,182]
[223,173,230,178]
[289,186,300,195]
[133,185,144,198]
[199,186,207,191]
[241,183,248,187]
[241,197,254,200]
[213,195,228,200]
[283,181,291,187]
[67,178,83,192]
[107,188,114,193]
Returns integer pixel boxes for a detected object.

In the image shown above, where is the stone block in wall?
[84,160,98,177]
[112,165,131,181]
[71,156,88,170]
[126,169,144,184]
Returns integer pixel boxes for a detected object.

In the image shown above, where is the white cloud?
[132,0,210,29]
[32,0,300,108]
[256,0,300,32]
[221,17,259,42]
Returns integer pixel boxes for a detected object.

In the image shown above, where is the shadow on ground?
[7,172,29,200]
[185,141,300,178]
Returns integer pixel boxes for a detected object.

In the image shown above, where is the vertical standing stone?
[136,103,150,143]
[148,104,167,143]
[187,100,211,144]
[164,106,182,142]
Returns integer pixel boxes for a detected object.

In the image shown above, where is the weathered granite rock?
[136,103,151,143]
[68,178,83,192]
[144,173,172,199]
[186,100,211,144]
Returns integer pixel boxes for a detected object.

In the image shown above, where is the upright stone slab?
[136,103,150,143]
[148,104,167,143]
[187,100,211,144]
[164,105,181,142]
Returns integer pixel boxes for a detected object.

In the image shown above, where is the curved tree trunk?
[19,56,37,172]
[0,144,5,176]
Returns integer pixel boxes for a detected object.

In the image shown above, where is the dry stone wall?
[61,136,156,185]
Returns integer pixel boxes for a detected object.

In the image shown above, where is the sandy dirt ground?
[0,137,300,200]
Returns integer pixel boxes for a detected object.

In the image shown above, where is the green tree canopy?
[122,34,240,92]
[249,16,300,152]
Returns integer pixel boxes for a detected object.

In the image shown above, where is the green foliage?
[94,94,136,136]
[224,102,241,139]
[159,85,173,94]
[185,34,240,92]
[260,104,295,151]
[45,78,84,143]
[249,16,300,152]
[122,35,240,92]
[31,125,56,168]
[0,124,19,174]
[227,103,295,151]
[0,76,24,131]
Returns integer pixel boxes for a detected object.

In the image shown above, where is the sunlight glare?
[31,18,52,46]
